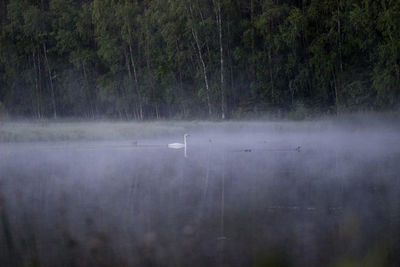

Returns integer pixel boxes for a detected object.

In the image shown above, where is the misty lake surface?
[1,121,399,266]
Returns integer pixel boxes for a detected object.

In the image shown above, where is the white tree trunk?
[189,5,212,116]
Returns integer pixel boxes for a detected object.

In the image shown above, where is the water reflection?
[0,133,399,266]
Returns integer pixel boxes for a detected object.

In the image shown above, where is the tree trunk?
[192,27,212,116]
[32,50,41,118]
[337,0,343,73]
[250,0,255,77]
[189,5,212,116]
[176,40,186,117]
[336,0,343,116]
[215,0,225,119]
[124,48,134,119]
[43,43,57,119]
[331,67,339,115]
[268,46,274,103]
[227,21,234,115]
[144,22,157,119]
[196,2,212,68]
[82,61,95,119]
[37,46,43,118]
[129,43,143,120]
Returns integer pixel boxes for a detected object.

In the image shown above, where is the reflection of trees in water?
[0,147,399,266]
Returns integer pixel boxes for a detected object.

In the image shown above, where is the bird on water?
[168,134,190,149]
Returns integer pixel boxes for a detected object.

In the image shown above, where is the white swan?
[168,134,190,149]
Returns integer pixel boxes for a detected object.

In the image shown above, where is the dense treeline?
[0,0,399,119]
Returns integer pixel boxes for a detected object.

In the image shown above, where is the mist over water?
[0,119,399,266]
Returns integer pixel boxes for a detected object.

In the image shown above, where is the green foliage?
[0,0,399,119]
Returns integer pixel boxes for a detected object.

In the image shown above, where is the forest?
[0,0,399,119]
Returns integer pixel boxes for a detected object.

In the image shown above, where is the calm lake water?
[1,126,399,266]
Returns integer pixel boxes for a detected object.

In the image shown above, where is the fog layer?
[1,119,399,266]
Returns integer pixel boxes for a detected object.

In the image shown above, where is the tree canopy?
[0,0,399,119]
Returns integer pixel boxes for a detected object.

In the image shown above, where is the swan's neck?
[184,135,187,147]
